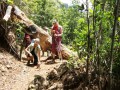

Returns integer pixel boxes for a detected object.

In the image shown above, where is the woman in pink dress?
[51,20,63,63]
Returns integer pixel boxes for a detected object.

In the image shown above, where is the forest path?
[0,51,65,90]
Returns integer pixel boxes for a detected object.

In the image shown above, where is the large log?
[23,23,72,60]
[3,5,76,59]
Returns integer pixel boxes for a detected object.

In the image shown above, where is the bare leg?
[47,50,50,57]
[52,53,55,63]
[42,51,44,57]
[58,51,62,63]
[27,56,33,65]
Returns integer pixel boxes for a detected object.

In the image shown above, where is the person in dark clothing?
[23,33,32,60]
[24,34,31,48]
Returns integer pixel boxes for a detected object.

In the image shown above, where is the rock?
[46,70,58,81]
[62,70,83,89]
[85,87,88,90]
[28,84,36,90]
[56,62,69,78]
[33,75,45,90]
[2,73,5,76]
[43,80,49,88]
[6,65,12,69]
[1,66,8,72]
[57,83,63,89]
[48,83,57,90]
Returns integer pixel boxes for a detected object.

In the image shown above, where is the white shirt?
[27,43,41,55]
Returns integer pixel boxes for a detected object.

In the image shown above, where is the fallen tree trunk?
[22,22,73,60]
[3,4,76,60]
[0,2,20,59]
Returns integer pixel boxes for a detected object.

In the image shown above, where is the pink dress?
[51,26,62,54]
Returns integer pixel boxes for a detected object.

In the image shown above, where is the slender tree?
[86,0,90,86]
[109,0,120,90]
[97,0,106,89]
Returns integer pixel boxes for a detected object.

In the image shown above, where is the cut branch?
[3,5,12,21]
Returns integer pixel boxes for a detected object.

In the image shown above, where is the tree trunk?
[24,24,72,60]
[97,1,106,89]
[0,2,20,59]
[86,0,90,87]
[10,5,74,60]
[109,0,120,90]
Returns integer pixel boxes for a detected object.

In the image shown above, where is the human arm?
[54,26,63,37]
[51,30,55,36]
[25,44,32,56]
[50,26,56,36]
[37,45,41,64]
[54,33,62,37]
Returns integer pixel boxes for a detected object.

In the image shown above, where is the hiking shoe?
[27,61,30,66]
[36,64,40,69]
[59,58,63,63]
[50,60,55,64]
[31,59,34,63]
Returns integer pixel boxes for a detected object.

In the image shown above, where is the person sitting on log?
[51,20,63,63]
[25,38,41,68]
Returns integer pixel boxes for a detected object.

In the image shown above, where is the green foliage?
[7,0,14,4]
[67,57,76,69]
[15,24,24,43]
[14,0,62,27]
[67,56,80,69]
[118,17,120,21]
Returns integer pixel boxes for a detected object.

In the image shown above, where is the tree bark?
[97,1,106,89]
[86,0,90,87]
[0,2,20,59]
[109,0,120,90]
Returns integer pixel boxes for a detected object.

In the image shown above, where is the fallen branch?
[3,5,12,21]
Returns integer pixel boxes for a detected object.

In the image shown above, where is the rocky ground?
[0,47,66,90]
[0,47,107,90]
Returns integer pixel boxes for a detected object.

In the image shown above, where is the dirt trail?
[0,51,64,90]
[12,58,62,90]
